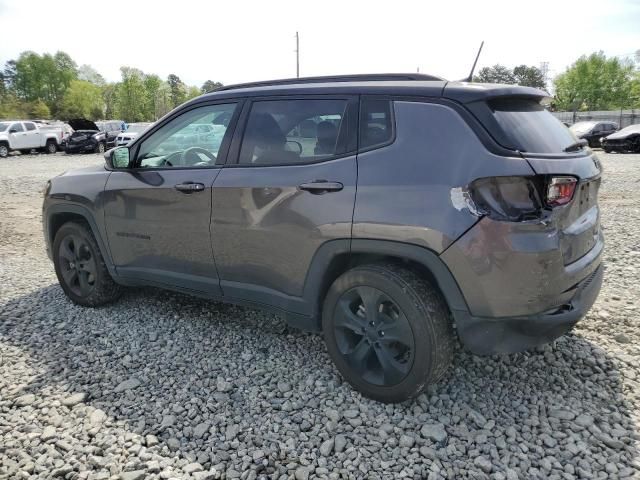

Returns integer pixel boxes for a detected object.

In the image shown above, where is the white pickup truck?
[0,120,61,157]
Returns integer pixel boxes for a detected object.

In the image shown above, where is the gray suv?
[43,74,604,403]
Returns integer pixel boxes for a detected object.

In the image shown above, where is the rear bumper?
[454,263,603,355]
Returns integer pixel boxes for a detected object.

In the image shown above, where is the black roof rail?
[212,73,445,92]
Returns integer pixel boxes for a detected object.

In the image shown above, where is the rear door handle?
[298,180,343,194]
[175,182,205,193]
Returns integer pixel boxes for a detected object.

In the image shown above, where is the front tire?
[95,142,106,154]
[53,222,122,307]
[0,143,8,158]
[322,263,454,403]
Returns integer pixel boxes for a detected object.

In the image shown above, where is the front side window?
[25,122,36,131]
[137,103,237,168]
[238,99,348,165]
[10,123,24,133]
[360,98,394,150]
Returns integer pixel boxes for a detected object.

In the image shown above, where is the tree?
[102,83,119,119]
[117,67,147,122]
[29,99,51,119]
[186,85,201,101]
[512,65,546,89]
[474,65,515,84]
[11,51,77,113]
[59,80,104,120]
[201,80,223,93]
[167,74,186,108]
[554,52,634,111]
[78,64,105,86]
[142,74,162,120]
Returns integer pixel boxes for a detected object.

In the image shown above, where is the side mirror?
[105,146,130,169]
[9,129,17,134]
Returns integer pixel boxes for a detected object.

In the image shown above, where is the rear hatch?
[467,94,602,266]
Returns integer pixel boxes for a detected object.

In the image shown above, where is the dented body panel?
[352,101,533,253]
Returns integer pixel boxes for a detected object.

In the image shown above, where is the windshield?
[490,98,580,153]
[0,122,9,132]
[126,124,150,134]
[569,121,597,135]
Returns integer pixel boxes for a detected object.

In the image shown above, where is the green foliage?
[201,80,223,93]
[167,74,186,109]
[29,99,51,119]
[117,67,147,122]
[474,65,515,84]
[12,51,77,114]
[473,64,548,90]
[0,49,220,121]
[512,65,547,89]
[553,52,635,110]
[58,80,104,120]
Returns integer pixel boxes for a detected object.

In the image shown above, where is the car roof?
[194,74,549,105]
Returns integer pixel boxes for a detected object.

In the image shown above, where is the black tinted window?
[239,99,348,165]
[10,123,24,133]
[489,98,579,153]
[360,99,393,149]
[25,122,36,131]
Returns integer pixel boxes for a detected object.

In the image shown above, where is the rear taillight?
[546,176,577,207]
[467,176,543,222]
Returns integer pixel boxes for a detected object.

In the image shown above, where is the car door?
[103,101,241,294]
[9,122,27,149]
[23,122,41,149]
[211,96,358,314]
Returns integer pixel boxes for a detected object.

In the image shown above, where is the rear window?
[489,98,578,153]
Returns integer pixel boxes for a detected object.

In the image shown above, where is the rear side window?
[25,122,36,131]
[239,99,349,165]
[360,98,393,149]
[489,98,578,153]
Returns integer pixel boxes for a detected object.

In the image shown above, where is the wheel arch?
[46,204,116,277]
[299,239,470,331]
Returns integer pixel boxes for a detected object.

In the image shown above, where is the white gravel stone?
[0,152,639,479]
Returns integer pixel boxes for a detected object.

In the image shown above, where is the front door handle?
[298,180,343,194]
[175,182,205,193]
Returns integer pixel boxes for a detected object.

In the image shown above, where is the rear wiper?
[563,139,588,152]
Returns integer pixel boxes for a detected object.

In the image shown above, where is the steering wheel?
[181,147,217,166]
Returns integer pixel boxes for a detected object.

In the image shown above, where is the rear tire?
[322,263,454,403]
[95,142,106,154]
[53,221,122,307]
[45,140,57,154]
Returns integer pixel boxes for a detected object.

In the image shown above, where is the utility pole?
[295,32,300,78]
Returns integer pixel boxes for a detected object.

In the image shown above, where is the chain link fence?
[552,110,639,128]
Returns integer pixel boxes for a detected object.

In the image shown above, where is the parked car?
[0,120,61,157]
[65,119,123,154]
[569,121,618,148]
[115,122,153,146]
[39,122,73,151]
[601,124,640,153]
[43,74,603,403]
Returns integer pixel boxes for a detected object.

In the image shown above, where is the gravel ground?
[0,151,639,480]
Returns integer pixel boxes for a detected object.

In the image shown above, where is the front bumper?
[454,263,603,355]
[65,141,96,153]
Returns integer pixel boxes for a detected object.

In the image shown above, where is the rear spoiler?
[443,82,550,105]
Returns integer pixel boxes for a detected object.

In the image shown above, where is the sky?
[0,0,638,88]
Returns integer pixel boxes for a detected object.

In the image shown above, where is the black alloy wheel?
[58,234,97,297]
[333,286,414,386]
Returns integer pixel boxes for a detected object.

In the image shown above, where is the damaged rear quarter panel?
[352,101,535,253]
